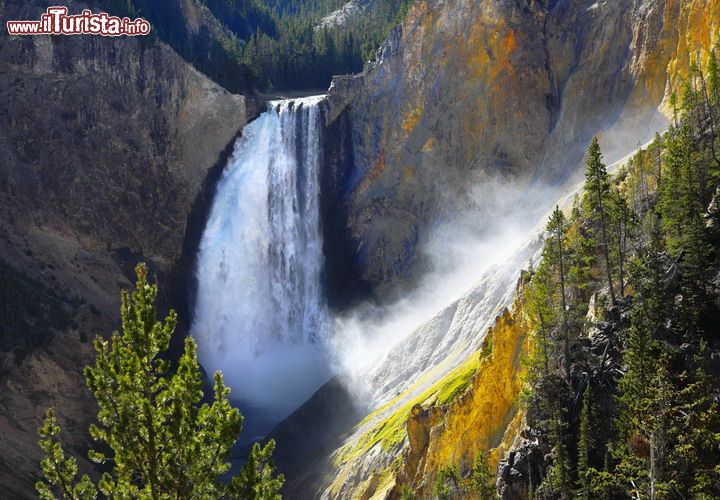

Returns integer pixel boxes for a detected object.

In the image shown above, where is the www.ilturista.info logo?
[6,7,151,36]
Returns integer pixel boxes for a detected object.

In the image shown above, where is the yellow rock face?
[396,287,534,499]
[322,277,534,500]
[630,0,720,116]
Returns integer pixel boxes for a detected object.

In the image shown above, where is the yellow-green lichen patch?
[334,349,482,466]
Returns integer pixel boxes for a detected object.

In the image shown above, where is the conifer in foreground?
[36,263,283,499]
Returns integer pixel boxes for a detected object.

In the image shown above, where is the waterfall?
[192,96,330,434]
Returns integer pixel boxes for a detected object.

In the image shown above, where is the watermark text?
[6,7,151,36]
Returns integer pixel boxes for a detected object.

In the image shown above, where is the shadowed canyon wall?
[0,2,257,496]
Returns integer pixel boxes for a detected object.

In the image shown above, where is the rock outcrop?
[0,2,257,497]
[317,0,376,29]
[395,301,533,499]
[316,272,537,500]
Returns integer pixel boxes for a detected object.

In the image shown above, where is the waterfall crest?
[192,96,329,430]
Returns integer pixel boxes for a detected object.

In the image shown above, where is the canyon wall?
[307,0,720,497]
[0,2,256,496]
[324,0,720,299]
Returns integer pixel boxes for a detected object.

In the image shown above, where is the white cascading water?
[192,96,330,433]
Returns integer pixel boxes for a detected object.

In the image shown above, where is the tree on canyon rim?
[36,263,283,500]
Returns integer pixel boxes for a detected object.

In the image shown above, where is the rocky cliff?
[0,2,256,496]
[397,288,533,499]
[318,0,376,29]
[324,0,720,298]
[342,281,534,500]
[304,231,542,499]
[302,1,720,497]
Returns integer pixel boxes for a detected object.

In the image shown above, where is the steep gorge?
[1,0,719,498]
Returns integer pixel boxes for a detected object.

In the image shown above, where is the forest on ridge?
[92,0,411,91]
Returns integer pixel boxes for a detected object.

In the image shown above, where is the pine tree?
[584,137,617,304]
[566,204,597,314]
[708,50,719,105]
[550,410,572,499]
[670,92,679,127]
[526,260,557,377]
[667,344,720,498]
[608,188,634,297]
[546,206,571,382]
[37,409,97,500]
[470,452,496,499]
[617,250,664,432]
[660,125,712,334]
[433,465,460,500]
[696,55,720,166]
[658,127,689,252]
[231,441,284,499]
[613,245,673,499]
[682,67,704,131]
[36,264,283,499]
[576,384,594,499]
[650,358,682,499]
[530,49,720,500]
